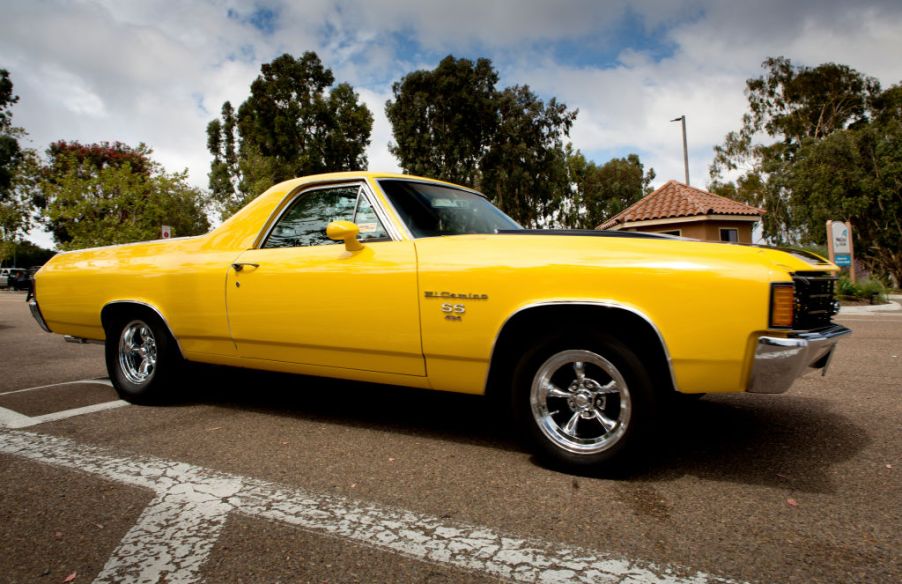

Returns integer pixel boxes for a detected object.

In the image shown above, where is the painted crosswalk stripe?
[0,430,741,584]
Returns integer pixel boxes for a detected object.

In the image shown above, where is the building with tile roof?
[596,180,766,243]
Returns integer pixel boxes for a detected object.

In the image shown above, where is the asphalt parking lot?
[1,290,899,583]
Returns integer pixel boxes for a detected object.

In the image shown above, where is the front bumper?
[27,287,52,333]
[747,324,851,394]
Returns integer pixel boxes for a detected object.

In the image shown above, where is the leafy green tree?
[0,68,39,263]
[708,152,796,242]
[206,101,239,210]
[207,52,373,218]
[710,57,901,283]
[37,141,156,243]
[39,141,209,250]
[710,57,883,243]
[0,149,41,262]
[386,56,499,186]
[563,149,655,229]
[711,57,880,178]
[386,57,579,227]
[2,239,55,267]
[786,110,902,284]
[0,68,22,195]
[45,140,153,176]
[479,85,576,227]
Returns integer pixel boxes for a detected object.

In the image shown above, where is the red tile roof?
[597,180,765,230]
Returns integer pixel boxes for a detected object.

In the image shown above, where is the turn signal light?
[770,284,795,328]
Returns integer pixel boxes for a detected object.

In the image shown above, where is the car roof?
[268,171,473,195]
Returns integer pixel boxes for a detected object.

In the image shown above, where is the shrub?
[838,275,887,304]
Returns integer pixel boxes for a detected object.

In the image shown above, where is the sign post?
[161,225,172,240]
[826,220,855,283]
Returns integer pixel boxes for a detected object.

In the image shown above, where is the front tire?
[106,314,180,403]
[512,334,656,471]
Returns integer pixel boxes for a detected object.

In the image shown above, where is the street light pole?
[671,115,689,185]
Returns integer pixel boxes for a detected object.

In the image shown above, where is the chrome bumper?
[27,297,52,333]
[747,324,851,394]
[64,335,103,345]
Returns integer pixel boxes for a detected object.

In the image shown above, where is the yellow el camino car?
[28,172,850,469]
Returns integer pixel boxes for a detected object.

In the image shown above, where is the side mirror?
[326,220,365,251]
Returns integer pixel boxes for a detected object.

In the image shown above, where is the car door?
[225,181,425,376]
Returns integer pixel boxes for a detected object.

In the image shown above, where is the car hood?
[458,231,839,277]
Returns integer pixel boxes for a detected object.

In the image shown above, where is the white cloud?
[506,53,748,186]
[356,88,401,173]
[40,64,108,117]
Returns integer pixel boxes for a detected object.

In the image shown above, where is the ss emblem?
[441,303,466,314]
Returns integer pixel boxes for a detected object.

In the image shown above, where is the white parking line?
[0,378,113,397]
[0,400,128,429]
[0,430,740,584]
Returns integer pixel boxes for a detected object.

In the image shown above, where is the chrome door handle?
[232,263,259,272]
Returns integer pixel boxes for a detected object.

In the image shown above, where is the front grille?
[793,272,838,330]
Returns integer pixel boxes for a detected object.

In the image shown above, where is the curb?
[838,300,902,315]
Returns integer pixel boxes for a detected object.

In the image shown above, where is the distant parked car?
[0,268,27,289]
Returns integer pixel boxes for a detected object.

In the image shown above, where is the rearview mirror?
[326,220,365,251]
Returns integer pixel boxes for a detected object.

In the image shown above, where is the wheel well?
[485,305,675,401]
[100,302,183,357]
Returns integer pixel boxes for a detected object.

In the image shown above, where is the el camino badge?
[424,291,488,322]
[424,291,489,300]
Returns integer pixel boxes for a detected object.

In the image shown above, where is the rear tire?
[105,313,180,403]
[512,333,657,471]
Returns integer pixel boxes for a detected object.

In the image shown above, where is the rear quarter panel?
[35,236,241,358]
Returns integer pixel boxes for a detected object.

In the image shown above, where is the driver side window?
[263,186,387,248]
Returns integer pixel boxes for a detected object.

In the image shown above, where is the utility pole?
[671,115,689,185]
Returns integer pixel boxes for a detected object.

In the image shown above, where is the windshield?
[378,180,522,238]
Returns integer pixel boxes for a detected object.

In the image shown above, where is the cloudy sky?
[2,0,902,246]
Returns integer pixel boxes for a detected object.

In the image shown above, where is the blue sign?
[834,253,852,267]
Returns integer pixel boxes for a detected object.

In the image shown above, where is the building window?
[720,228,739,242]
[658,230,681,236]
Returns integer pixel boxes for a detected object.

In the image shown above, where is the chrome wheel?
[118,320,158,385]
[530,349,631,455]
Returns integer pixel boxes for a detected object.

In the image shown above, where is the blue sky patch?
[227,5,278,35]
[544,13,679,70]
[191,92,207,116]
